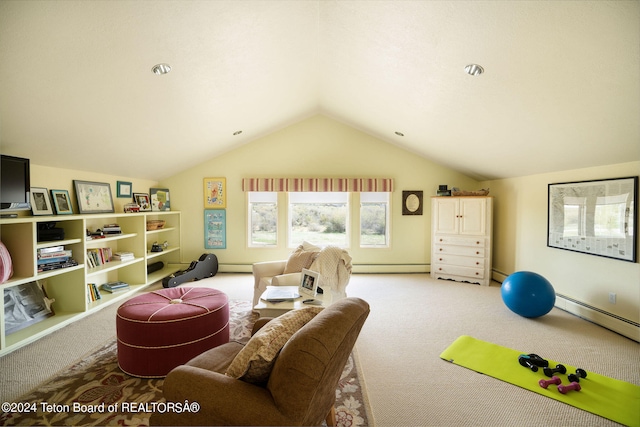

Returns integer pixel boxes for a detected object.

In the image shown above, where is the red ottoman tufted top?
[117,287,229,377]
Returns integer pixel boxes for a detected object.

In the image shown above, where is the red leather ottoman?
[116,287,229,378]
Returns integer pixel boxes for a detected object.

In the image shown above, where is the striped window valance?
[242,178,393,192]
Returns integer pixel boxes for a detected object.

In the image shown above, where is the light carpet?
[1,300,369,426]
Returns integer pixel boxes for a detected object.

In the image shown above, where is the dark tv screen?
[1,155,31,211]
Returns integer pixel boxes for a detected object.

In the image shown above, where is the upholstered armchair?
[252,242,352,306]
[150,297,370,426]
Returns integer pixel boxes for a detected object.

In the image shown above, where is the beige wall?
[160,114,480,270]
[28,165,157,215]
[484,161,640,323]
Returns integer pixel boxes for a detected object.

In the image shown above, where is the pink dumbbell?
[539,376,562,389]
[558,382,581,394]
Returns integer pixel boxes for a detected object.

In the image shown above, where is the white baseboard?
[555,294,640,342]
[218,264,429,274]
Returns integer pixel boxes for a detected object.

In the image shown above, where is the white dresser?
[431,196,493,286]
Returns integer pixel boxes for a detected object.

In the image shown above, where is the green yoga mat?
[440,335,640,426]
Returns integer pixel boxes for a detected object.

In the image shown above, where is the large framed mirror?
[548,176,637,262]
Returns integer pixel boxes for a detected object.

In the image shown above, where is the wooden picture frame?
[204,177,226,209]
[204,209,226,249]
[30,187,53,215]
[50,189,73,215]
[299,268,319,297]
[73,180,114,214]
[548,176,637,262]
[150,188,170,211]
[117,181,132,198]
[133,193,151,211]
[402,190,423,215]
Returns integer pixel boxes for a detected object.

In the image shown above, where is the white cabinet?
[431,197,493,286]
[0,211,183,355]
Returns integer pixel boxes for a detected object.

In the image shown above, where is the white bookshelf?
[0,211,183,355]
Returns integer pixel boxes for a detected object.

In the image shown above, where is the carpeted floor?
[1,273,639,426]
[1,299,369,426]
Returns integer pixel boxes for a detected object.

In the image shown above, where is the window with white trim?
[360,192,390,247]
[288,192,349,247]
[248,192,277,247]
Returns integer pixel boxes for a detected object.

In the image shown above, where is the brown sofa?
[150,297,370,426]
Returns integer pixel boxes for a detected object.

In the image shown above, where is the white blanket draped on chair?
[310,246,352,301]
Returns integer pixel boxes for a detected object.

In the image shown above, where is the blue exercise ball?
[501,271,555,318]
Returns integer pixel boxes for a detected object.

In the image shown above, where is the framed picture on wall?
[402,190,423,215]
[204,178,226,209]
[117,181,132,198]
[204,209,226,249]
[548,176,637,262]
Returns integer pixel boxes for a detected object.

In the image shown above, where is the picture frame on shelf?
[150,188,170,211]
[117,181,132,198]
[50,189,73,215]
[204,209,226,249]
[204,177,226,209]
[548,176,637,262]
[30,187,53,215]
[299,268,319,297]
[73,180,115,214]
[133,193,151,211]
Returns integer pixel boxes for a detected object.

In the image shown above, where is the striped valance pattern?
[242,178,393,192]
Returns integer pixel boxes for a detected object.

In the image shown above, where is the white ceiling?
[1,1,638,181]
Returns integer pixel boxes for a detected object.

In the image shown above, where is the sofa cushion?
[225,306,324,384]
[283,242,320,274]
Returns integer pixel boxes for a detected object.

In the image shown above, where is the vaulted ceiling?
[1,1,638,181]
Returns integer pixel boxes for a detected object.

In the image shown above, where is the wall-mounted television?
[1,155,31,215]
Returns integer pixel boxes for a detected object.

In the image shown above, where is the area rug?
[1,300,370,427]
[440,335,640,427]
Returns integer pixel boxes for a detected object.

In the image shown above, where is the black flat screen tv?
[1,155,31,214]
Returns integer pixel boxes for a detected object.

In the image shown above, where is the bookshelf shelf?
[0,211,183,356]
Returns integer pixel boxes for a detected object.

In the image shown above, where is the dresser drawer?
[434,244,485,257]
[434,235,486,247]
[433,254,485,268]
[432,264,485,279]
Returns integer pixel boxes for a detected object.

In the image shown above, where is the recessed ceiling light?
[464,64,484,76]
[395,131,404,137]
[233,130,243,136]
[152,63,171,75]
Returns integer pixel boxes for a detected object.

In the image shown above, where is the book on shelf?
[86,248,113,267]
[101,281,130,293]
[38,249,72,259]
[87,283,102,301]
[102,224,122,235]
[38,246,65,256]
[38,259,78,272]
[112,251,135,261]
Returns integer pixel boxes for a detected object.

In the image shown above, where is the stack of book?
[100,281,130,293]
[87,283,102,301]
[86,247,113,268]
[37,246,78,272]
[112,251,134,262]
[102,224,122,235]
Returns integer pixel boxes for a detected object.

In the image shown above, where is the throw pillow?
[283,243,320,274]
[225,306,324,384]
[0,241,13,284]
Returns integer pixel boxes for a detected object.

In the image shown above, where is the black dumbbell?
[568,368,587,383]
[543,364,567,377]
[518,354,548,372]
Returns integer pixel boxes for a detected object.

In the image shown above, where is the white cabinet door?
[459,198,487,235]
[433,197,459,234]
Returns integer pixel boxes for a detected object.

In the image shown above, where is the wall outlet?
[609,292,616,304]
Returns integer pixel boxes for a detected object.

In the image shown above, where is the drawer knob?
[476,262,480,265]
[439,258,443,261]
[440,248,443,251]
[475,272,479,275]
[439,238,443,242]
[439,268,443,271]
[476,251,480,254]
[476,241,480,245]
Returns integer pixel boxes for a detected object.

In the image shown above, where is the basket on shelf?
[146,220,166,231]
[452,188,490,197]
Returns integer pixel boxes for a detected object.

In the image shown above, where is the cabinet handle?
[476,262,480,265]
[476,241,480,245]
[439,238,443,242]
[439,268,443,271]
[475,272,479,275]
[439,258,443,261]
[439,248,443,251]
[476,251,480,254]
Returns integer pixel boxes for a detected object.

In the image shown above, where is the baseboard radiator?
[218,264,429,274]
[555,294,640,342]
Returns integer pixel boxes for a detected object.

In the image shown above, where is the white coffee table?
[254,286,328,318]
